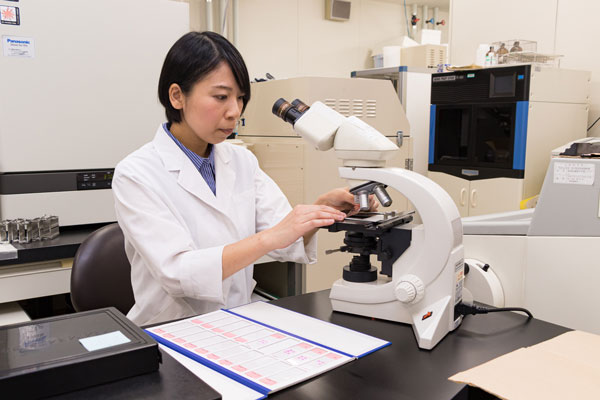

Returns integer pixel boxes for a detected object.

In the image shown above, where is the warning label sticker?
[1,6,20,25]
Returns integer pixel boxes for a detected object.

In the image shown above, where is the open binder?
[146,301,390,397]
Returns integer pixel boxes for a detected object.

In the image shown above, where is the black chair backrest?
[70,223,135,315]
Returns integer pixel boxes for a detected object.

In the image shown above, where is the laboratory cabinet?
[428,171,522,217]
[427,65,590,216]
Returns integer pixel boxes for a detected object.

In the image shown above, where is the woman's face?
[169,62,244,154]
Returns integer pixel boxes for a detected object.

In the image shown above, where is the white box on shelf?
[418,29,442,45]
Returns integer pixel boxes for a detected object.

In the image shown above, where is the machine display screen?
[76,170,114,190]
[489,72,516,98]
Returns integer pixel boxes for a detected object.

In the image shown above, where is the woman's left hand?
[315,187,379,216]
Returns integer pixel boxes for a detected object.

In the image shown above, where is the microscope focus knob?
[395,275,425,304]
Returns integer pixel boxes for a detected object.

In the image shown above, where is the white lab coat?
[112,125,317,326]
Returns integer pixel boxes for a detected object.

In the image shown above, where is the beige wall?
[190,0,449,80]
[449,0,600,136]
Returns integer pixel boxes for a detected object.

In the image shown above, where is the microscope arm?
[272,97,465,349]
[339,166,462,286]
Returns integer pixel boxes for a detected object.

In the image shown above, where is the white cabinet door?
[428,171,469,217]
[429,172,524,217]
[468,178,523,216]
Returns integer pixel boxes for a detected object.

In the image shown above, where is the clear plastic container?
[497,43,509,64]
[491,39,537,54]
[510,41,523,52]
[504,52,563,68]
[491,39,562,67]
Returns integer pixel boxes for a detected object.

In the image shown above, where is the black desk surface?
[46,345,220,400]
[49,290,570,400]
[269,290,569,400]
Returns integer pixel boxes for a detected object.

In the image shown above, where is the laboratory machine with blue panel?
[426,65,590,217]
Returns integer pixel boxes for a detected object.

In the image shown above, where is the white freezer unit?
[0,0,189,225]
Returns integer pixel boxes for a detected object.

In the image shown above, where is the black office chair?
[70,223,135,315]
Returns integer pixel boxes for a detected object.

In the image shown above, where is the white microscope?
[273,98,465,350]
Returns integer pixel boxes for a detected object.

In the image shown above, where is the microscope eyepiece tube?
[272,98,305,126]
[373,185,393,207]
[291,99,310,113]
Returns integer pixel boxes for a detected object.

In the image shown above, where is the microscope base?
[330,280,462,350]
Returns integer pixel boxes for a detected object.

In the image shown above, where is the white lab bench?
[0,225,94,325]
[0,259,73,325]
[0,259,72,305]
[0,226,305,325]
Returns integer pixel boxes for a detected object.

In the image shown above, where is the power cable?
[587,116,600,132]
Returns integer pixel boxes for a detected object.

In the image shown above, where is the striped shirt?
[163,123,216,195]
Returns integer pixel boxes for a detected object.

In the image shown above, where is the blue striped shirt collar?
[162,123,216,195]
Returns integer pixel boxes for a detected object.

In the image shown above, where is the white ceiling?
[375,0,450,11]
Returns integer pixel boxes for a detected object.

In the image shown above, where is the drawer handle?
[460,188,466,206]
[470,189,477,207]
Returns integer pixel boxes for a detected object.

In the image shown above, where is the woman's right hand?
[224,204,345,279]
[263,204,346,250]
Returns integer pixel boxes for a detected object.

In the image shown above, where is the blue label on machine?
[512,101,529,170]
[429,105,436,164]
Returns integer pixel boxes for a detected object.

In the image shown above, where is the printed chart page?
[229,301,390,357]
[147,302,389,396]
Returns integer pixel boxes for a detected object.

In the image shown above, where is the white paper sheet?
[150,303,390,397]
[79,330,130,352]
[149,309,355,395]
[0,243,17,261]
[228,301,390,357]
[554,162,595,185]
[160,345,265,400]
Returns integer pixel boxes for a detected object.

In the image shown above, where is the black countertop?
[47,290,570,400]
[268,290,570,400]
[0,224,105,267]
[47,345,221,400]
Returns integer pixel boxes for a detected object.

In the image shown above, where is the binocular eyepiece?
[291,99,310,113]
[272,98,310,126]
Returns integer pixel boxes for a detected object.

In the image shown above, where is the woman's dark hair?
[158,31,251,124]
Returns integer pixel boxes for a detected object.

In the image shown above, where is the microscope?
[272,98,465,350]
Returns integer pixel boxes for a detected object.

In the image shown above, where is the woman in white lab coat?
[112,32,363,326]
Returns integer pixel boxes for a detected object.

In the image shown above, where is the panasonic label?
[2,35,35,57]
